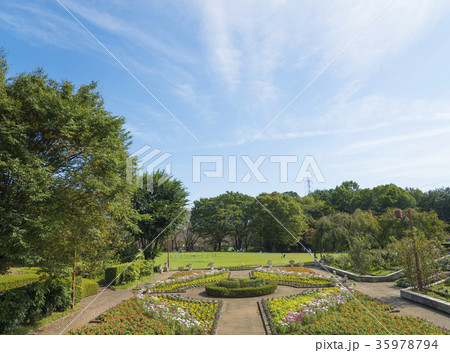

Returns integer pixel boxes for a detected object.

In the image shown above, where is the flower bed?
[261,289,448,335]
[278,266,314,274]
[150,270,229,292]
[253,267,333,287]
[68,295,222,335]
[169,270,203,279]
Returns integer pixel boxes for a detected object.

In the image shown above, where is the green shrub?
[105,263,129,286]
[138,260,154,277]
[81,278,99,298]
[217,279,240,288]
[0,273,40,292]
[44,279,72,313]
[240,277,266,288]
[205,280,277,298]
[0,286,31,333]
[105,260,154,286]
[396,278,411,288]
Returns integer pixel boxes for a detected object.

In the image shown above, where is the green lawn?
[154,252,324,270]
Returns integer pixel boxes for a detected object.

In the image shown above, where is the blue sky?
[2,0,450,202]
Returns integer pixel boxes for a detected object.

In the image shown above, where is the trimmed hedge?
[81,278,99,298]
[105,260,154,286]
[205,280,277,298]
[0,273,40,292]
[0,276,99,334]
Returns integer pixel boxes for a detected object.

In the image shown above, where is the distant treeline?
[188,182,449,253]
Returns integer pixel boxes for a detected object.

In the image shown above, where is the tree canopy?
[0,53,136,275]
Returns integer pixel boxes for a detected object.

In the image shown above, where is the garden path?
[308,266,450,329]
[30,270,175,335]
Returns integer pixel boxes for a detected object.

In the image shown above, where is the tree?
[312,212,352,254]
[190,196,231,251]
[0,53,136,276]
[132,171,188,260]
[217,192,254,251]
[388,232,444,291]
[312,209,379,254]
[347,235,372,275]
[251,192,308,252]
[378,208,447,247]
[329,181,360,213]
[421,187,450,223]
[296,195,334,227]
[372,184,416,214]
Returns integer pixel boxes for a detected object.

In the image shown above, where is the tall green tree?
[378,208,447,247]
[251,192,308,252]
[420,187,450,223]
[132,171,188,260]
[0,53,136,275]
[190,196,231,251]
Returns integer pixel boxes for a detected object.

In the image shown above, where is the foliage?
[132,171,189,260]
[0,271,41,292]
[251,192,308,252]
[205,280,277,297]
[217,277,267,288]
[80,278,99,298]
[104,260,154,286]
[388,232,444,289]
[347,235,372,275]
[0,52,137,275]
[378,208,447,247]
[190,192,253,251]
[396,278,411,288]
[313,210,380,253]
[0,278,81,334]
[410,187,450,223]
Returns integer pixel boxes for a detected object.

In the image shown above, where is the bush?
[139,260,154,277]
[205,280,277,298]
[122,263,140,284]
[105,260,154,286]
[217,279,240,288]
[44,279,72,313]
[81,278,99,298]
[396,278,411,288]
[0,286,31,333]
[105,263,129,286]
[0,273,40,292]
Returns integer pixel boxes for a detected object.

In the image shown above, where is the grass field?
[154,252,325,270]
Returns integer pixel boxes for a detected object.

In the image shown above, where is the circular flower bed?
[205,277,277,298]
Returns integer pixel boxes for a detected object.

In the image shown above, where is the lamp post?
[395,209,423,291]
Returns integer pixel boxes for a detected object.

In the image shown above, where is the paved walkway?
[309,266,450,329]
[30,270,175,335]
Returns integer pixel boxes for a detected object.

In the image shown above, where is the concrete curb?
[321,265,403,282]
[400,281,450,314]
